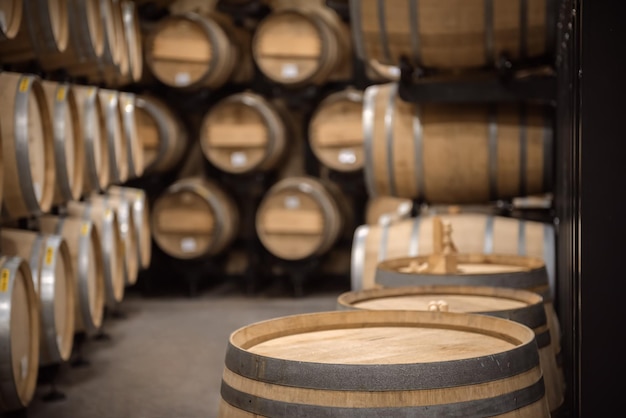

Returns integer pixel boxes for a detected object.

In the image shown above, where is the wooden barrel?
[120,0,143,83]
[0,0,69,63]
[256,176,343,260]
[41,81,85,203]
[135,95,188,173]
[70,0,119,80]
[200,93,287,174]
[118,92,145,179]
[151,177,238,259]
[218,310,549,417]
[39,0,105,73]
[351,213,555,291]
[66,201,124,307]
[364,196,413,225]
[350,0,556,71]
[309,88,364,172]
[0,0,23,40]
[363,83,554,203]
[0,229,75,365]
[0,72,56,219]
[252,6,349,87]
[338,285,564,413]
[375,253,562,364]
[98,89,128,184]
[88,193,139,286]
[73,85,110,194]
[0,255,39,413]
[102,0,130,86]
[108,186,151,270]
[39,215,106,335]
[144,12,238,89]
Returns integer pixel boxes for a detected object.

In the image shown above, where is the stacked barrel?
[0,1,154,413]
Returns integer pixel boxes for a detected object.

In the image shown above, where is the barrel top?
[232,310,533,362]
[338,285,544,313]
[378,253,546,276]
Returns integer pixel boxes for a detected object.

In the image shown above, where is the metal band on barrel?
[518,220,527,256]
[519,104,528,197]
[224,339,539,391]
[53,84,73,200]
[377,0,392,64]
[484,0,495,65]
[413,105,425,200]
[376,265,549,289]
[488,105,498,202]
[408,216,421,256]
[221,377,545,418]
[350,226,369,291]
[409,0,422,65]
[484,215,495,253]
[362,85,379,197]
[384,84,398,196]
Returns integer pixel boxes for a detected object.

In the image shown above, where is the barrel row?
[0,71,180,220]
[0,185,150,413]
[151,176,346,262]
[0,0,143,87]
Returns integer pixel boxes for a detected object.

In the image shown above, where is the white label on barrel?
[21,355,28,380]
[181,237,197,253]
[284,196,300,209]
[281,64,299,79]
[338,149,357,165]
[175,72,191,86]
[230,152,247,167]
[33,182,42,202]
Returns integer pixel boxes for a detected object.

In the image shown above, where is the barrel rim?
[145,12,219,89]
[0,255,39,410]
[308,88,365,172]
[225,310,538,391]
[252,8,329,85]
[120,0,143,82]
[0,0,23,40]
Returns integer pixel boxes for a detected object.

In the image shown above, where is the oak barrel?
[71,0,119,81]
[102,0,130,87]
[363,83,554,203]
[144,12,238,90]
[39,215,105,335]
[219,310,549,417]
[0,72,56,219]
[350,0,556,71]
[0,0,69,63]
[98,89,128,184]
[351,213,555,291]
[108,186,151,269]
[0,256,39,412]
[118,92,145,179]
[200,92,287,174]
[0,229,75,365]
[0,0,22,40]
[135,95,188,174]
[152,177,239,259]
[252,5,349,87]
[73,85,110,193]
[41,80,85,203]
[66,201,124,307]
[88,193,139,286]
[120,1,143,83]
[39,0,105,73]
[309,88,364,172]
[338,285,564,413]
[256,176,343,261]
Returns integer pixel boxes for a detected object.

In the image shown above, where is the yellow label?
[56,86,67,102]
[81,222,90,236]
[0,269,10,293]
[45,246,54,266]
[105,209,112,217]
[19,77,30,92]
[88,87,95,95]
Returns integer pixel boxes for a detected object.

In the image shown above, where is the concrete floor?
[23,279,345,418]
